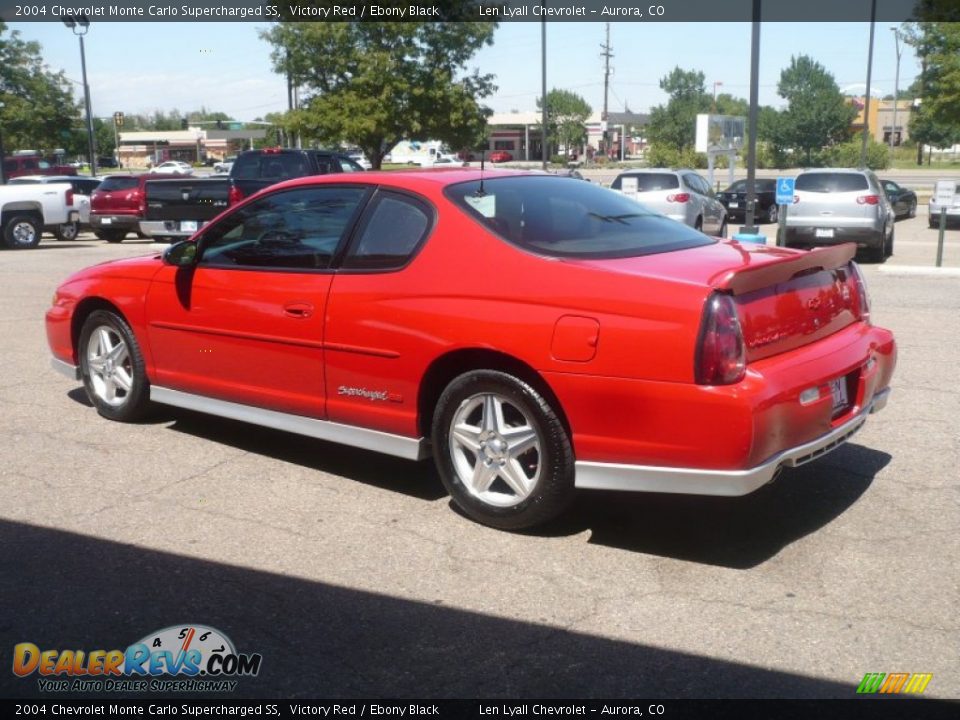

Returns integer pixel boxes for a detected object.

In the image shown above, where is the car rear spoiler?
[709,243,857,295]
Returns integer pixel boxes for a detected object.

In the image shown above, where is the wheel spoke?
[97,328,113,356]
[469,460,498,494]
[102,378,117,403]
[109,342,128,365]
[481,394,505,434]
[503,425,538,458]
[452,423,482,453]
[498,458,531,497]
[112,368,133,393]
[88,357,106,374]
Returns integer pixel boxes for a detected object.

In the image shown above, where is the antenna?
[475,148,486,197]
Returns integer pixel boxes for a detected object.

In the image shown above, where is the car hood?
[59,253,165,287]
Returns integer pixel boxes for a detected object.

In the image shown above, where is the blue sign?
[776,177,795,205]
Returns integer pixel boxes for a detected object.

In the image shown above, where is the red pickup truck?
[3,155,77,180]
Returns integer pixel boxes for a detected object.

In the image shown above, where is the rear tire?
[2,214,42,249]
[56,221,79,242]
[718,218,729,238]
[908,201,917,219]
[694,217,703,232]
[884,227,895,258]
[100,229,127,243]
[432,370,575,530]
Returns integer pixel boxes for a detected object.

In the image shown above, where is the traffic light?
[216,120,223,130]
[181,118,188,130]
[113,112,124,128]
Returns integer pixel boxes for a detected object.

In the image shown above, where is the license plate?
[815,228,834,238]
[830,376,849,413]
[180,221,198,232]
[729,202,740,208]
[101,218,112,225]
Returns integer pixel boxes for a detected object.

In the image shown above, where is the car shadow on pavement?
[162,407,447,502]
[0,518,865,699]
[541,443,891,569]
[34,242,103,249]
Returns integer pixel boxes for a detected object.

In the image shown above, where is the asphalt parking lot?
[1,220,958,700]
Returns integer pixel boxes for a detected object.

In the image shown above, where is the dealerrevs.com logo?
[13,624,262,693]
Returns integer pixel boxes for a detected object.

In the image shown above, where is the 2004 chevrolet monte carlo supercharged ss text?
[46,170,896,530]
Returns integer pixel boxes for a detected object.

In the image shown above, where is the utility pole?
[541,14,547,169]
[890,26,903,154]
[601,23,613,158]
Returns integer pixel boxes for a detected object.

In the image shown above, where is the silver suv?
[610,169,727,236]
[785,168,894,262]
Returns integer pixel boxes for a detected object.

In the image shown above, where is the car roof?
[266,168,536,193]
[797,168,871,174]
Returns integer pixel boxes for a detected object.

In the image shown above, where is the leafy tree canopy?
[536,89,591,156]
[903,21,960,151]
[776,54,855,164]
[261,19,496,168]
[646,67,710,153]
[0,22,80,155]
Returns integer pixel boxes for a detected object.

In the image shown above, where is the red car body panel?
[47,169,896,490]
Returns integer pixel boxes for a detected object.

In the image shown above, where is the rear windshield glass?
[795,173,869,193]
[98,177,138,192]
[725,179,776,192]
[610,173,680,192]
[446,176,713,259]
[232,152,311,181]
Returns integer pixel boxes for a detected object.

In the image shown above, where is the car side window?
[337,158,364,173]
[342,192,432,270]
[683,174,704,196]
[198,187,367,271]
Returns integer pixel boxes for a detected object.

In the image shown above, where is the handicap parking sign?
[776,177,795,205]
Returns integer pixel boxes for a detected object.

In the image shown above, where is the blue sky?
[11,21,919,122]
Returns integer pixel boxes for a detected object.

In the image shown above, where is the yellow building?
[849,97,914,145]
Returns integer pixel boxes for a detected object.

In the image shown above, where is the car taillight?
[667,193,690,203]
[695,293,746,385]
[857,194,880,205]
[65,189,74,206]
[129,189,145,216]
[261,147,282,154]
[228,185,245,206]
[848,261,871,324]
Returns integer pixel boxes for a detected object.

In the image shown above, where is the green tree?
[903,22,960,160]
[536,89,591,158]
[776,55,855,164]
[261,19,496,169]
[714,93,749,117]
[647,67,710,153]
[0,22,80,155]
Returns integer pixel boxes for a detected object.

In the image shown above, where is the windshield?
[446,176,713,259]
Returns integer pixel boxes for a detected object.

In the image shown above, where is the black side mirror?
[163,241,198,267]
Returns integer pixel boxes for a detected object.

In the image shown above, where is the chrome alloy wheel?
[11,220,38,246]
[448,392,542,508]
[85,325,134,407]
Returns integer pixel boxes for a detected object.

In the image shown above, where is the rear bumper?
[784,225,885,248]
[90,214,139,230]
[139,220,205,238]
[575,388,889,495]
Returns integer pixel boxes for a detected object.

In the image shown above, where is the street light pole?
[0,99,7,185]
[890,26,903,154]
[859,0,877,169]
[63,15,97,177]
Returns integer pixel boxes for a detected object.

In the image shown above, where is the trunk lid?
[574,240,862,361]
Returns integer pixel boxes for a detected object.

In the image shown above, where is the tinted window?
[611,173,679,192]
[98,177,139,192]
[795,173,869,193]
[684,174,708,195]
[726,179,776,193]
[446,176,713,259]
[344,193,431,270]
[232,152,310,181]
[337,157,364,173]
[199,187,366,271]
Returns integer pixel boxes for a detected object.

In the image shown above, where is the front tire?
[432,370,575,530]
[3,214,42,249]
[78,310,152,422]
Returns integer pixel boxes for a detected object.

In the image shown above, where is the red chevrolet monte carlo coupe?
[46,170,896,530]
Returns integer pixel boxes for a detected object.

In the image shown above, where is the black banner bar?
[3,699,960,719]
[1,0,959,23]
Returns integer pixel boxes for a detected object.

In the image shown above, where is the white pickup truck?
[0,183,78,249]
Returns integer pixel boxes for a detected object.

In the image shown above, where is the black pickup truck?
[141,149,366,241]
[140,176,230,242]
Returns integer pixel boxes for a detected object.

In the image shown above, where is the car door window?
[199,187,367,271]
[342,192,432,270]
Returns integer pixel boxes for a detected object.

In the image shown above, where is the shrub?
[823,138,891,170]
